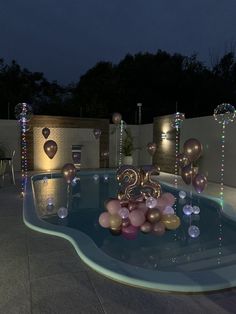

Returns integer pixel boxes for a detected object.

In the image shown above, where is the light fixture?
[161,132,167,140]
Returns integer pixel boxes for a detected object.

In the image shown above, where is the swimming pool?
[24,170,236,292]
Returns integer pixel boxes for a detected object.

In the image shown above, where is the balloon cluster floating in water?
[98,165,181,239]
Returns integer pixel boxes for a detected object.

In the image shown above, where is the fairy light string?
[118,120,124,167]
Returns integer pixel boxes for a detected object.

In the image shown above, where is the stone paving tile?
[0,255,29,285]
[29,249,85,280]
[27,229,74,255]
[87,270,232,314]
[0,281,31,314]
[31,272,104,314]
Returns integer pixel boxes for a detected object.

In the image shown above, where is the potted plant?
[122,128,134,165]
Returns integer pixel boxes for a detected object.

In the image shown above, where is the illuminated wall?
[33,127,99,170]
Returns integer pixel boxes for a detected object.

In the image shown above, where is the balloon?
[171,112,185,129]
[183,138,203,162]
[93,174,99,181]
[146,196,158,209]
[179,191,187,199]
[162,214,181,230]
[112,112,122,125]
[129,210,146,227]
[155,196,169,210]
[183,204,193,216]
[62,163,76,184]
[109,214,122,229]
[93,128,102,139]
[140,221,152,233]
[181,164,193,185]
[47,197,54,206]
[122,218,130,228]
[188,225,200,238]
[152,221,166,236]
[137,201,149,215]
[192,205,200,214]
[192,174,207,193]
[57,207,68,219]
[106,199,121,215]
[214,103,235,125]
[176,153,190,168]
[161,193,175,207]
[118,207,129,219]
[15,102,33,122]
[146,208,161,223]
[99,212,111,228]
[122,225,138,240]
[147,142,157,156]
[44,140,58,159]
[42,127,50,139]
[163,206,175,215]
[128,201,138,212]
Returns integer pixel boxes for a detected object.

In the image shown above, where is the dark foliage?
[0,50,235,123]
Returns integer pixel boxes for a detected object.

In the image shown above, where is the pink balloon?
[155,196,168,210]
[122,225,138,240]
[161,193,175,206]
[137,201,148,215]
[152,222,166,236]
[129,210,146,227]
[128,201,138,212]
[106,199,121,215]
[44,140,58,159]
[42,127,50,139]
[62,163,77,184]
[99,212,110,228]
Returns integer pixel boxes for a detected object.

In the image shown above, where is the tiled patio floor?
[1,173,236,313]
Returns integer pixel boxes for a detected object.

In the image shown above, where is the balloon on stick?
[93,128,101,139]
[147,142,157,156]
[42,127,50,139]
[44,140,58,159]
[62,163,77,184]
[183,138,203,162]
[192,174,207,193]
[112,112,122,125]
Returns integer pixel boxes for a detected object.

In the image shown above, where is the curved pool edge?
[23,173,236,293]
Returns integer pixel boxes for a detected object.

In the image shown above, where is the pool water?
[33,172,236,273]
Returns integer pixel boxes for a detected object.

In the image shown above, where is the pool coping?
[23,171,236,293]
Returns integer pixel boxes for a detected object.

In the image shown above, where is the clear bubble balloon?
[179,190,187,199]
[103,174,109,181]
[213,103,235,125]
[146,196,158,209]
[188,225,200,238]
[183,204,193,216]
[118,207,129,219]
[15,102,33,122]
[57,207,68,219]
[171,112,185,129]
[192,205,200,214]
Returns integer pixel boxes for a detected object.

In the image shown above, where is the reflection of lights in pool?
[188,225,200,238]
[93,174,99,181]
[46,204,54,212]
[183,204,193,216]
[47,197,54,206]
[43,176,48,184]
[179,191,186,199]
[57,207,68,219]
[103,174,109,181]
[193,205,200,214]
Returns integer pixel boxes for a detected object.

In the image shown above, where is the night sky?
[1,0,236,84]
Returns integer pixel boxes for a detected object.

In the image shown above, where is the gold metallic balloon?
[146,208,161,223]
[140,221,152,233]
[162,214,181,230]
[109,214,122,229]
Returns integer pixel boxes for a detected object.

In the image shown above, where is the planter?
[123,156,133,165]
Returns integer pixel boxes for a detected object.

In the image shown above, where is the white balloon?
[57,207,68,219]
[179,191,186,199]
[192,206,200,214]
[183,204,193,216]
[163,206,175,215]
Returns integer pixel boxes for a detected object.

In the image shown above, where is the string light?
[119,120,124,167]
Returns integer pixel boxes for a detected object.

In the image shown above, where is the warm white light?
[161,132,167,140]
